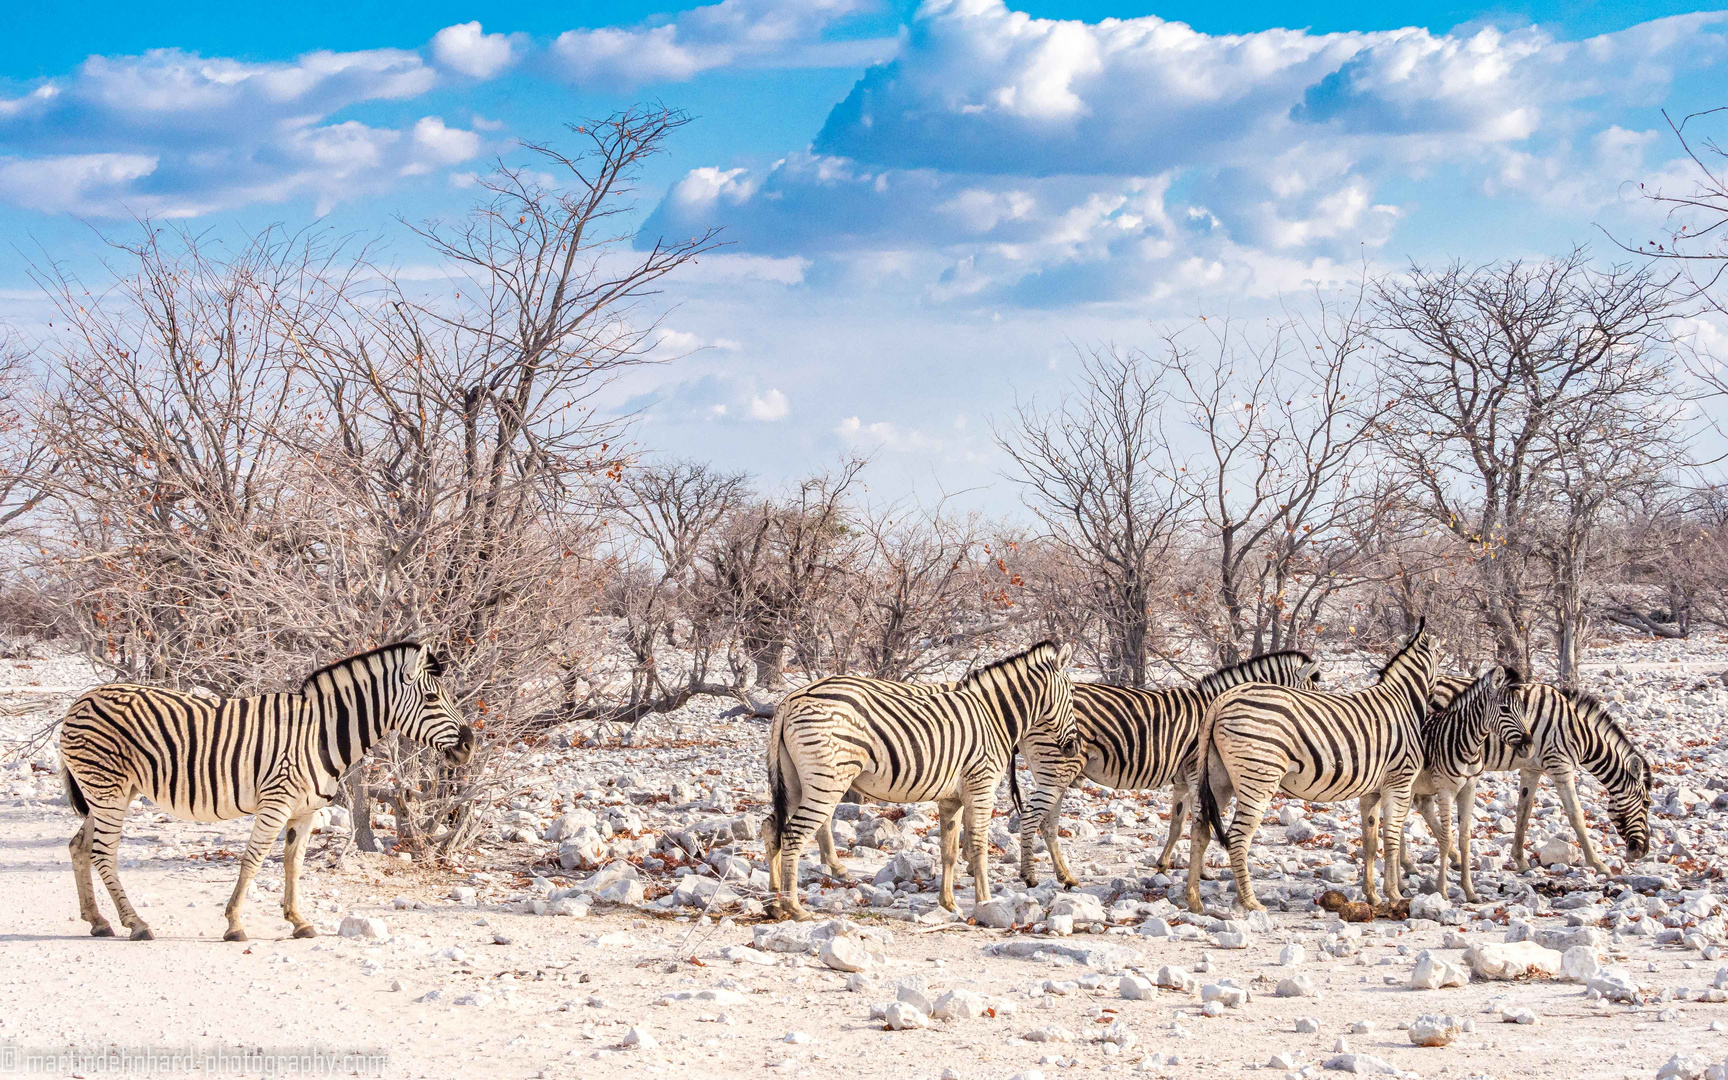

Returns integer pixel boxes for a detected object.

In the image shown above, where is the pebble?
[1408,1014,1462,1047]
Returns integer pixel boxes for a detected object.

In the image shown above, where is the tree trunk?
[342,769,380,853]
[746,630,787,689]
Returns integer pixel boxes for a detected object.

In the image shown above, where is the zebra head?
[1610,752,1654,862]
[1494,668,1531,754]
[1041,642,1080,759]
[392,645,475,768]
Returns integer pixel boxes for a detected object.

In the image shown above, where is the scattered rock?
[1464,941,1562,980]
[1409,951,1470,990]
[337,915,388,942]
[1408,1014,1463,1047]
[1276,975,1317,998]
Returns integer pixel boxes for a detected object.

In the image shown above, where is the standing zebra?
[1017,651,1320,887]
[1409,680,1651,883]
[1187,623,1440,913]
[60,642,474,942]
[764,641,1079,921]
[1383,666,1529,901]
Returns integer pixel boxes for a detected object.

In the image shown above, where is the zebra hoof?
[129,926,155,941]
[223,929,249,943]
[292,925,317,939]
[90,923,115,938]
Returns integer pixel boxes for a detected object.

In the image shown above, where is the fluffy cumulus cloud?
[0,47,483,216]
[430,22,520,79]
[550,0,892,86]
[642,1,1728,304]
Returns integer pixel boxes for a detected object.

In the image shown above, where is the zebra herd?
[768,623,1656,920]
[53,627,1653,940]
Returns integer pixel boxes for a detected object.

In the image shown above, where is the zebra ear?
[1055,643,1074,669]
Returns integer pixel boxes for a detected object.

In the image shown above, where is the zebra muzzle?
[444,725,476,767]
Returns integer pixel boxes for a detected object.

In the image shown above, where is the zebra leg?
[88,793,150,939]
[69,815,113,937]
[1407,794,1443,875]
[1553,771,1610,875]
[1222,787,1270,913]
[1155,777,1191,872]
[224,804,292,942]
[1455,776,1479,903]
[1432,787,1456,899]
[1380,783,1415,903]
[1042,785,1079,889]
[1359,794,1383,908]
[281,810,318,938]
[814,819,849,879]
[1512,770,1539,872]
[1184,765,1233,914]
[936,797,963,912]
[963,785,993,909]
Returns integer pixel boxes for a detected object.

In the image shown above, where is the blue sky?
[3,0,1725,505]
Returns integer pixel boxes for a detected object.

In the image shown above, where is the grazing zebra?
[1017,651,1321,887]
[60,642,474,942]
[1378,666,1530,901]
[1188,623,1440,913]
[1408,680,1652,884]
[764,641,1079,921]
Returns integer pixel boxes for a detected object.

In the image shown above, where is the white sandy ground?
[1,635,1727,1079]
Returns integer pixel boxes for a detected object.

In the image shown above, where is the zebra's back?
[1071,684,1206,789]
[1207,682,1424,801]
[776,675,1014,804]
[61,686,307,823]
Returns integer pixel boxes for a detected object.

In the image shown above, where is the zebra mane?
[958,640,1063,686]
[1193,650,1314,698]
[1557,687,1650,791]
[1373,621,1429,685]
[301,641,433,695]
[1437,666,1500,718]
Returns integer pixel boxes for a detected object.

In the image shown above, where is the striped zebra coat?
[764,641,1078,921]
[1017,651,1320,887]
[1410,679,1652,886]
[1394,666,1530,901]
[1188,624,1440,913]
[59,643,473,942]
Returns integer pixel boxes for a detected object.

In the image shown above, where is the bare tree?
[998,347,1186,686]
[1370,250,1675,669]
[702,461,867,689]
[1162,292,1385,662]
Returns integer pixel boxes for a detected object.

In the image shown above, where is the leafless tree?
[701,460,868,689]
[594,459,749,725]
[23,107,718,858]
[1370,250,1676,670]
[998,347,1186,686]
[1162,292,1385,663]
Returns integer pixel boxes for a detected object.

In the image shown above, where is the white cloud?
[624,371,791,424]
[0,47,482,216]
[550,0,889,87]
[748,388,790,420]
[641,2,1728,306]
[430,22,519,79]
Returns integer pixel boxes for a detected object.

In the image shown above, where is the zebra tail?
[768,726,790,843]
[63,768,89,818]
[1196,719,1227,845]
[1007,758,1024,817]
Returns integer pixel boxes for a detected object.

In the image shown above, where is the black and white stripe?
[1017,651,1320,887]
[1188,623,1441,912]
[764,641,1078,920]
[60,642,473,941]
[1413,679,1651,883]
[1401,667,1530,900]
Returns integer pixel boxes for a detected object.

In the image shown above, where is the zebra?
[1187,623,1441,913]
[59,642,474,942]
[1375,666,1530,901]
[1407,679,1652,886]
[764,641,1079,921]
[1017,651,1321,888]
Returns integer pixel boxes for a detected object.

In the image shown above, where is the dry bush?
[20,107,714,857]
